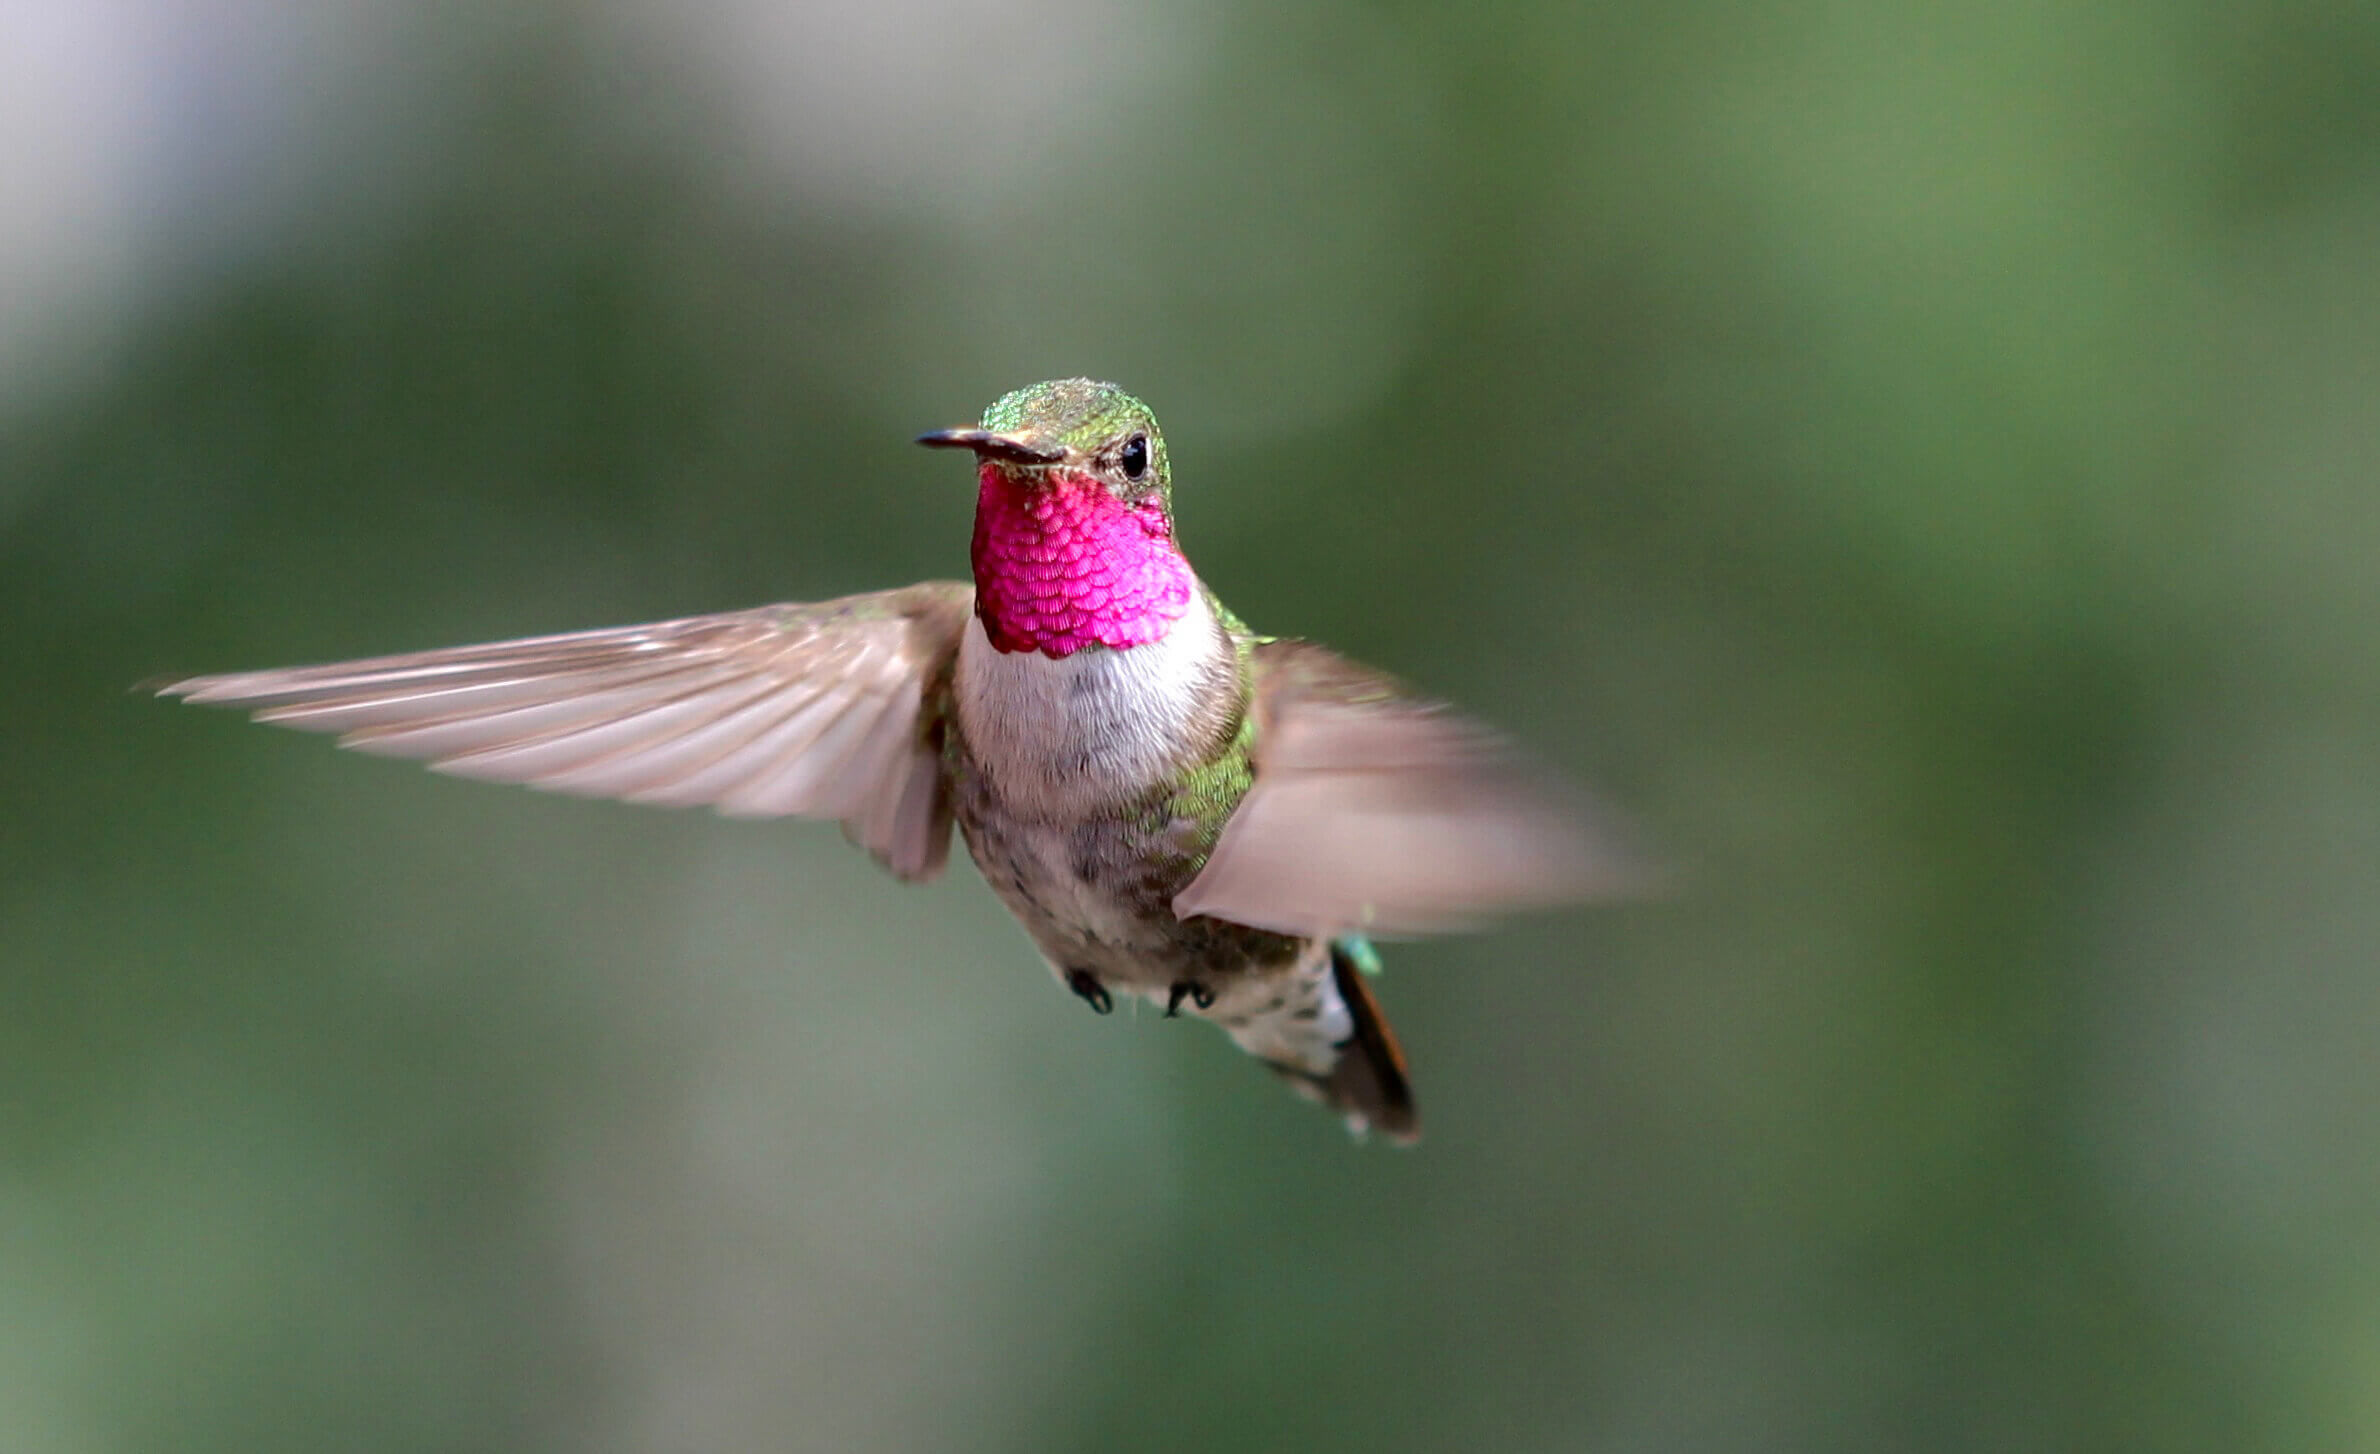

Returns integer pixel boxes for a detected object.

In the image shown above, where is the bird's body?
[164,380,1637,1140]
[950,588,1254,991]
[948,588,1370,1109]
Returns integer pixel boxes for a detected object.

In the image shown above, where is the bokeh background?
[6,1,2379,1449]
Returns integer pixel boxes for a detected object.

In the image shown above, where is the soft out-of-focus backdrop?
[4,1,2376,1449]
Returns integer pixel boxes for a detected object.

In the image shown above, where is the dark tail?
[1318,941,1419,1143]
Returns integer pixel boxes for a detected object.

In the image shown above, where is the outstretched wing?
[159,583,976,882]
[1172,640,1647,937]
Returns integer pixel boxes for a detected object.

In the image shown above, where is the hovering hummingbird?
[162,380,1639,1141]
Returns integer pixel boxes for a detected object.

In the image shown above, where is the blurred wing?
[1172,640,1647,937]
[160,583,975,882]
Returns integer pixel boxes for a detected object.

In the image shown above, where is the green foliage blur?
[6,2,2378,1449]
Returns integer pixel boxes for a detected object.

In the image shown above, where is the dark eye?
[1119,433,1150,480]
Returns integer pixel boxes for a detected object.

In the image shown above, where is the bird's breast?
[951,591,1237,821]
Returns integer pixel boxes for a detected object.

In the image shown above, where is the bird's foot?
[1066,969,1114,1015]
[1165,979,1218,1018]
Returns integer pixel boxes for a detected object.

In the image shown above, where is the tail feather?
[1216,938,1421,1142]
[1317,941,1419,1143]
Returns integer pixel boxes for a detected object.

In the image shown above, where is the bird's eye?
[1119,433,1150,480]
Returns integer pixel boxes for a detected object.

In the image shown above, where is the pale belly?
[955,787,1347,1073]
[954,796,1296,998]
[946,603,1310,1019]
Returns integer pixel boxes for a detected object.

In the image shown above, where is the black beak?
[915,428,1067,466]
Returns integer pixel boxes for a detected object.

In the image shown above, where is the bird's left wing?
[1172,639,1648,937]
[159,583,976,882]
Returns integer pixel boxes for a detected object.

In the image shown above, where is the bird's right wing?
[158,583,977,882]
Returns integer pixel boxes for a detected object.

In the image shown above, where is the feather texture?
[1174,640,1646,937]
[160,584,974,882]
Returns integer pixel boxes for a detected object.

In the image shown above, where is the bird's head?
[919,379,1194,658]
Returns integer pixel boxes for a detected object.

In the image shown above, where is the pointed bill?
[158,584,975,882]
[1173,641,1650,938]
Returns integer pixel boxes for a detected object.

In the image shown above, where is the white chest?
[953,590,1226,820]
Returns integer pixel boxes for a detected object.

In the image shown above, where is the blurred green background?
[5,1,2378,1449]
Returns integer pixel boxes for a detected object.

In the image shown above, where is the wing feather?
[1173,640,1648,937]
[159,584,975,881]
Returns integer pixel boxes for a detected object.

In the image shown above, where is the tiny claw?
[1165,980,1218,1017]
[1067,969,1114,1015]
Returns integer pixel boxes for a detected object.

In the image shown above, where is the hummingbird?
[161,379,1636,1141]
